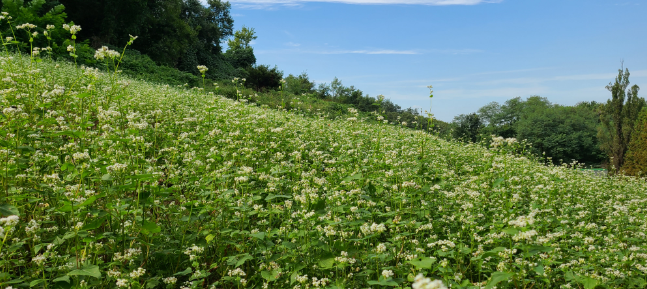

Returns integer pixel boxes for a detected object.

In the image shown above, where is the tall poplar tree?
[598,68,645,171]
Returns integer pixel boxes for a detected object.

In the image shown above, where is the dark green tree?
[516,103,604,165]
[623,108,647,176]
[598,68,645,170]
[452,113,482,143]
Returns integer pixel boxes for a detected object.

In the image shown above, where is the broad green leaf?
[30,279,46,287]
[318,258,335,269]
[53,276,70,283]
[485,272,513,289]
[408,256,436,269]
[250,232,265,240]
[141,220,161,235]
[236,255,253,267]
[101,174,113,181]
[174,267,192,276]
[67,265,101,278]
[82,218,106,231]
[0,204,19,216]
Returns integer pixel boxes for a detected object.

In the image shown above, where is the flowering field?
[1,51,647,289]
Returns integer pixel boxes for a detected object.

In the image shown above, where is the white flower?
[197,65,208,74]
[129,267,146,278]
[0,215,19,226]
[163,277,177,284]
[376,243,387,253]
[115,279,128,287]
[382,270,394,279]
[412,274,447,289]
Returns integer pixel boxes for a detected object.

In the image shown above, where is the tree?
[516,104,604,165]
[598,68,645,171]
[225,26,256,69]
[623,108,647,176]
[227,26,256,50]
[452,113,482,143]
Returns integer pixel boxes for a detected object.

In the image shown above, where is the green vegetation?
[597,68,645,172]
[452,97,606,166]
[623,108,647,176]
[1,3,647,289]
[3,47,647,288]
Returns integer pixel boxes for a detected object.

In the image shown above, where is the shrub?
[244,64,282,92]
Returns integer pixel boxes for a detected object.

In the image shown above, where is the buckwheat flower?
[382,270,394,279]
[197,65,208,74]
[412,274,447,289]
[129,267,146,278]
[376,243,387,253]
[17,23,37,29]
[6,37,13,41]
[240,279,247,285]
[46,24,55,30]
[107,268,121,278]
[163,277,177,284]
[67,45,75,52]
[32,254,46,265]
[0,215,19,226]
[116,279,128,287]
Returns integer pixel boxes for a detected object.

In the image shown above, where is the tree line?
[451,68,647,176]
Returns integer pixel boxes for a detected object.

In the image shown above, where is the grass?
[1,40,647,289]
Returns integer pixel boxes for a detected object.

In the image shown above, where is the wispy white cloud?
[321,49,420,55]
[285,42,301,47]
[226,0,502,9]
[256,47,481,55]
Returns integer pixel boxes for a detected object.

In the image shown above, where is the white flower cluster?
[197,65,208,74]
[412,274,447,289]
[94,46,120,60]
[16,23,37,30]
[62,23,81,34]
[382,269,394,279]
[227,268,246,277]
[360,222,386,235]
[508,214,535,228]
[129,267,146,278]
[184,244,205,261]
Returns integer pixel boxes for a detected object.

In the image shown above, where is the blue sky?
[215,0,646,122]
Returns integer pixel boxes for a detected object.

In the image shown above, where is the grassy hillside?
[1,53,647,289]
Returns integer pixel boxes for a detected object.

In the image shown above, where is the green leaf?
[236,255,253,268]
[481,247,507,259]
[250,232,265,240]
[174,267,192,276]
[502,228,519,235]
[141,220,161,235]
[408,256,436,269]
[101,174,113,181]
[318,258,335,269]
[53,276,70,283]
[82,217,106,231]
[0,204,19,216]
[493,178,505,187]
[265,194,292,201]
[485,272,513,289]
[30,279,46,287]
[575,275,599,289]
[67,265,101,278]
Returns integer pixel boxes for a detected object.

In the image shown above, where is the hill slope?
[1,53,647,288]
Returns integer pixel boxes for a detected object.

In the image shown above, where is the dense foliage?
[623,108,647,176]
[2,42,647,289]
[453,97,605,166]
[597,68,645,171]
